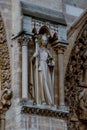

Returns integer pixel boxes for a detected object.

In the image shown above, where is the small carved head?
[39,34,48,47]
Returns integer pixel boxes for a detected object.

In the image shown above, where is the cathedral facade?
[0,0,87,130]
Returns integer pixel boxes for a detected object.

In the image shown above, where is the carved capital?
[52,41,68,54]
[18,34,32,46]
[57,45,66,54]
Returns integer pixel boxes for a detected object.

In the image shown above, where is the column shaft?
[22,45,28,98]
[0,114,5,130]
[58,50,65,106]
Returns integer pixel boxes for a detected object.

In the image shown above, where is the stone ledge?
[21,1,67,26]
[19,99,69,119]
[21,105,69,119]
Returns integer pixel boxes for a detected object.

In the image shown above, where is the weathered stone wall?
[25,0,63,12]
[63,0,87,27]
[6,113,67,130]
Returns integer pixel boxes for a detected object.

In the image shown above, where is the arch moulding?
[65,9,87,130]
[64,9,87,74]
[0,13,12,114]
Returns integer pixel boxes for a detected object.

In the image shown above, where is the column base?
[58,105,69,112]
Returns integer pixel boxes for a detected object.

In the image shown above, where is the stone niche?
[20,1,68,105]
[10,1,69,130]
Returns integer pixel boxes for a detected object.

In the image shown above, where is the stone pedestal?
[5,99,69,130]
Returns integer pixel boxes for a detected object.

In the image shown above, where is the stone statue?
[78,89,87,121]
[79,89,87,110]
[30,34,55,105]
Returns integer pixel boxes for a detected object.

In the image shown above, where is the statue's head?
[42,34,48,45]
[39,34,48,47]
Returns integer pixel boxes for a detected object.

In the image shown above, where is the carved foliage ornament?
[65,24,87,129]
[0,13,12,113]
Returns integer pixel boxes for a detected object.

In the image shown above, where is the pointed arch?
[65,9,87,129]
[39,25,51,36]
[64,9,87,74]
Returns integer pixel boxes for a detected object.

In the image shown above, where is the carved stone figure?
[69,122,79,130]
[30,34,55,105]
[78,89,87,121]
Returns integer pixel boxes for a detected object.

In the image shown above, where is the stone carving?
[78,89,87,121]
[31,18,58,35]
[22,105,69,119]
[30,34,55,105]
[0,88,12,113]
[0,13,12,113]
[65,26,87,129]
[68,122,79,130]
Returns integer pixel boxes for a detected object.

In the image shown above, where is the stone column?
[0,114,5,130]
[56,43,67,106]
[58,47,64,106]
[20,35,29,99]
